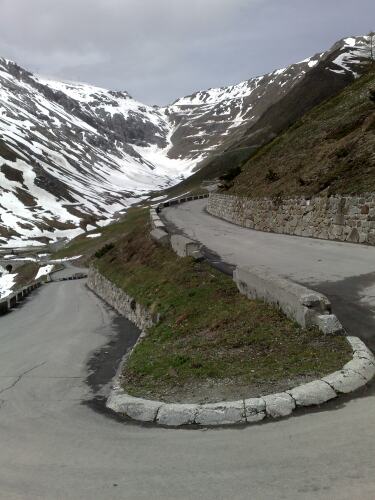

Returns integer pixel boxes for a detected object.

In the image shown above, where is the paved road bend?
[0,236,374,498]
[163,199,375,352]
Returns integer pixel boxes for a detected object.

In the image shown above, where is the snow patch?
[0,272,17,299]
[35,265,54,280]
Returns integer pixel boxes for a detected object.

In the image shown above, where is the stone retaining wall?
[87,267,156,332]
[207,193,375,245]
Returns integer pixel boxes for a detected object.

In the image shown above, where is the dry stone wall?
[87,267,156,332]
[207,193,375,245]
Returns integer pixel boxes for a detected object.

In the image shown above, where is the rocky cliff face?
[0,35,369,246]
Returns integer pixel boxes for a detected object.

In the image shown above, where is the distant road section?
[163,199,375,350]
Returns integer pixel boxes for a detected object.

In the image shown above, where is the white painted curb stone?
[343,358,375,382]
[195,401,245,426]
[287,380,336,407]
[244,398,266,423]
[263,393,296,418]
[156,404,198,426]
[107,392,162,422]
[322,369,367,394]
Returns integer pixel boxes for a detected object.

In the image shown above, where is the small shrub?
[219,166,242,182]
[265,168,280,183]
[94,243,115,259]
[272,191,284,207]
[335,146,350,158]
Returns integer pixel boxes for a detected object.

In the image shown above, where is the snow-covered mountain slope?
[0,62,200,246]
[0,35,369,246]
[164,36,368,164]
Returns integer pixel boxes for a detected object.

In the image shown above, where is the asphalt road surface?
[163,199,375,352]
[0,235,375,498]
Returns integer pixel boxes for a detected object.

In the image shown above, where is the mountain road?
[0,211,375,499]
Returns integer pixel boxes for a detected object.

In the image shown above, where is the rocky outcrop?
[207,193,375,245]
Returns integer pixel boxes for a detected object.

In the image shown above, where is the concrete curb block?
[233,265,343,335]
[149,204,204,259]
[170,234,201,257]
[157,404,198,426]
[107,391,162,422]
[263,393,295,418]
[195,401,246,426]
[287,380,337,407]
[149,208,167,232]
[150,228,169,246]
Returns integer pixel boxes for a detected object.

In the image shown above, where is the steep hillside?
[229,69,375,199]
[0,35,370,246]
[0,61,191,246]
[166,36,370,193]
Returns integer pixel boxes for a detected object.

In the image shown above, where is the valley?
[0,35,369,247]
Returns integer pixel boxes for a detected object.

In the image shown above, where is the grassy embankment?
[55,208,351,402]
[12,261,59,291]
[14,262,40,288]
[227,70,375,198]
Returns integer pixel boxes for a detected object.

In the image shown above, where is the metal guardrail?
[158,193,209,209]
[150,193,209,232]
[0,271,88,316]
[52,273,88,282]
[0,279,43,316]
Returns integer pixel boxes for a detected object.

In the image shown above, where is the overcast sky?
[0,0,374,105]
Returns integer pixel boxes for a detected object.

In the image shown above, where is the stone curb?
[106,335,375,427]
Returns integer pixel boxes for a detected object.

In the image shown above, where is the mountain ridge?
[0,35,370,246]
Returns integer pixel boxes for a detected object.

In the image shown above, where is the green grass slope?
[228,70,375,199]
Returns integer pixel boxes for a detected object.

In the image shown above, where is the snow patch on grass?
[35,265,54,280]
[0,272,17,299]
